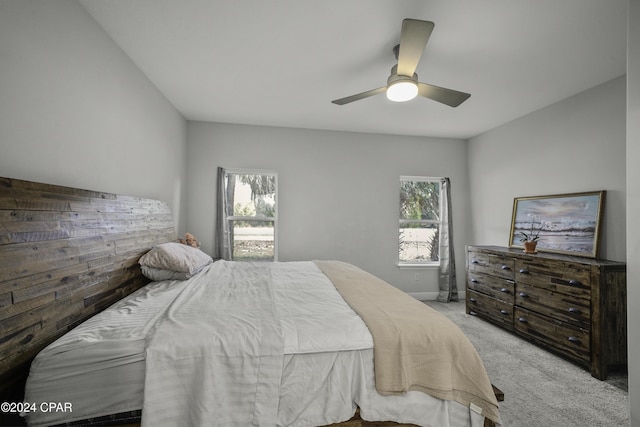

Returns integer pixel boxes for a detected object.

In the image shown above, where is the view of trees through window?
[399,177,441,263]
[224,171,277,261]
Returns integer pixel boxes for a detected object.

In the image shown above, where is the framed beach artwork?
[509,191,606,258]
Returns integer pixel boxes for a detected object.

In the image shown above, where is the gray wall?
[627,1,639,425]
[0,0,188,232]
[187,122,471,298]
[467,76,627,262]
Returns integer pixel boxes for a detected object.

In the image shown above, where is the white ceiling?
[78,0,628,140]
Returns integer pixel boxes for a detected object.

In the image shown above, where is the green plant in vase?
[518,216,540,254]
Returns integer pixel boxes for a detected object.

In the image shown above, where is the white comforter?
[24,260,488,427]
[142,260,373,426]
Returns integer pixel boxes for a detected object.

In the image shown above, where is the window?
[399,176,441,265]
[222,169,277,261]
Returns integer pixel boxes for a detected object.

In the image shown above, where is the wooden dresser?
[465,245,626,380]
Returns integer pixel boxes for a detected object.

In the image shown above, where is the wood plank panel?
[0,177,176,380]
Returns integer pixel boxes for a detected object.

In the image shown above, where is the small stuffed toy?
[179,232,200,248]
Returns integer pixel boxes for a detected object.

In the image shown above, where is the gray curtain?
[215,167,232,260]
[437,177,458,302]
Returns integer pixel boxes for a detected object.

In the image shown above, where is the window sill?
[397,263,440,269]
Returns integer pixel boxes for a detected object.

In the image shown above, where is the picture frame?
[509,190,606,258]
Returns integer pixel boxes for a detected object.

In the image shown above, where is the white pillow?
[139,242,213,275]
[140,264,212,281]
[141,265,190,281]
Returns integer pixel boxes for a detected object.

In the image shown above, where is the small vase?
[523,241,538,254]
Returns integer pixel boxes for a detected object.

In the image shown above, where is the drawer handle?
[519,269,529,274]
[568,336,580,344]
[518,317,528,323]
[500,288,509,293]
[568,279,582,286]
[470,278,478,283]
[469,297,476,303]
[500,309,509,315]
[469,310,478,316]
[471,259,479,264]
[501,265,511,270]
[568,307,581,314]
[519,292,529,298]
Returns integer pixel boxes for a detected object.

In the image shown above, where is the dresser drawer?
[468,251,515,280]
[467,290,514,331]
[515,283,590,327]
[514,307,590,364]
[514,259,591,299]
[467,271,514,304]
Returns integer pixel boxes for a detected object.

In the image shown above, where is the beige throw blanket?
[314,260,501,424]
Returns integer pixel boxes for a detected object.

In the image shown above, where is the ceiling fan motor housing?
[388,64,418,85]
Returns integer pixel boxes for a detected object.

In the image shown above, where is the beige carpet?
[425,300,628,427]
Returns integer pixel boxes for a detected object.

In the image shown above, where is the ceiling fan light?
[386,80,418,102]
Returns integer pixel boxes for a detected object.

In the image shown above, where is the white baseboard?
[408,291,466,301]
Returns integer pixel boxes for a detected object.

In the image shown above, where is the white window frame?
[398,176,442,268]
[224,168,278,261]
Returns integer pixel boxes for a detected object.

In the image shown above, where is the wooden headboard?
[0,177,176,381]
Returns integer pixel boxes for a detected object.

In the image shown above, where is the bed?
[0,178,501,427]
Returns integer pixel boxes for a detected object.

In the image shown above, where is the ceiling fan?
[331,19,470,107]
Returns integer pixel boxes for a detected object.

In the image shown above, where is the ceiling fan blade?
[417,82,470,107]
[397,19,434,77]
[331,87,387,105]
